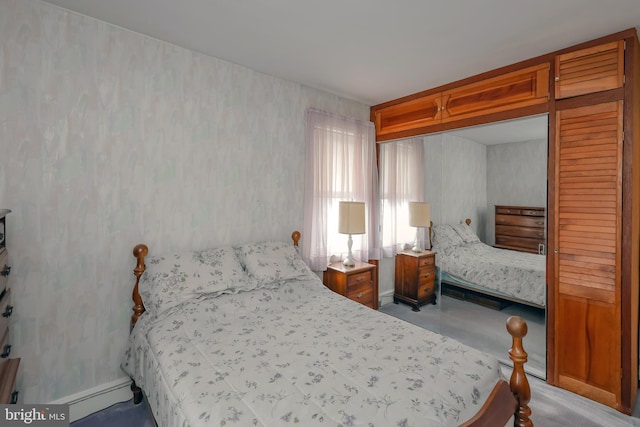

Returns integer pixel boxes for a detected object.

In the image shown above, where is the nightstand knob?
[356,276,364,282]
[423,272,431,278]
[356,292,364,299]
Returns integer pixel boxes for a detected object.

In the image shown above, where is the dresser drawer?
[496,214,545,228]
[521,208,544,217]
[0,250,8,291]
[346,279,374,307]
[0,328,10,374]
[496,207,522,215]
[496,225,545,240]
[0,289,12,336]
[0,357,20,404]
[495,235,541,253]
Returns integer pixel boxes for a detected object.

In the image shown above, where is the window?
[302,109,379,271]
[379,138,425,257]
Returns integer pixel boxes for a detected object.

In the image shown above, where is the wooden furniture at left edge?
[372,28,640,414]
[128,231,533,427]
[0,209,19,405]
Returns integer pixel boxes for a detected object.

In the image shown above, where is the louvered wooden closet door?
[554,100,623,408]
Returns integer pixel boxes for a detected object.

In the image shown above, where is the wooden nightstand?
[394,250,436,311]
[323,261,378,309]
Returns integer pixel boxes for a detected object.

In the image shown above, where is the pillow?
[235,240,315,284]
[139,246,255,316]
[451,222,481,244]
[430,224,465,254]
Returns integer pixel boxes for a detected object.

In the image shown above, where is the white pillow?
[235,240,315,284]
[431,224,465,255]
[451,222,481,244]
[139,246,255,316]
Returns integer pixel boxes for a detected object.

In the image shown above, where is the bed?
[431,220,546,309]
[121,232,533,426]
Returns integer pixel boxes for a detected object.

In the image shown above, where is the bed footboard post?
[507,316,533,427]
[131,244,148,330]
[131,381,143,404]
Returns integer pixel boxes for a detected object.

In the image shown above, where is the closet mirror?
[380,114,548,379]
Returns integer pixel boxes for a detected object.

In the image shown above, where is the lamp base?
[343,233,356,267]
[411,246,423,253]
[343,256,355,267]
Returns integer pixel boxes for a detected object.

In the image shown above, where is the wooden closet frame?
[370,27,640,414]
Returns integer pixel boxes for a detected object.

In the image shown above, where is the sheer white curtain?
[302,109,380,271]
[379,137,425,258]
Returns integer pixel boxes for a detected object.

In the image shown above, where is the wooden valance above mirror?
[370,31,627,143]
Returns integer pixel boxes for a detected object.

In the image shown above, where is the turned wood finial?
[292,231,301,247]
[507,316,533,427]
[131,244,148,330]
[465,218,471,226]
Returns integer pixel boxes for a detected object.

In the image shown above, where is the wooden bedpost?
[507,316,533,427]
[131,244,148,331]
[130,243,149,405]
[292,231,301,247]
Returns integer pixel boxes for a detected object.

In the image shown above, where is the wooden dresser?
[494,205,546,254]
[0,209,19,404]
[393,251,436,311]
[323,261,378,309]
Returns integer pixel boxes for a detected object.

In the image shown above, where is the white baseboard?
[50,377,133,422]
[379,289,394,306]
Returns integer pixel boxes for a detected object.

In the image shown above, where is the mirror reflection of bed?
[379,114,548,379]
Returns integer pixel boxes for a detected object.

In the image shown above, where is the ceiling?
[42,0,640,107]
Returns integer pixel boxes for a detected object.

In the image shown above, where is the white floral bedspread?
[438,242,546,307]
[122,278,505,427]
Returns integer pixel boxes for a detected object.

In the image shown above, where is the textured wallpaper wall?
[423,133,488,240]
[0,0,369,403]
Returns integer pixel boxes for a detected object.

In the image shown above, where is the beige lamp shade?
[338,201,366,235]
[409,202,430,227]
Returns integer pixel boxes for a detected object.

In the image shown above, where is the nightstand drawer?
[417,281,435,300]
[417,266,434,285]
[418,256,435,268]
[346,280,374,307]
[347,270,373,288]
